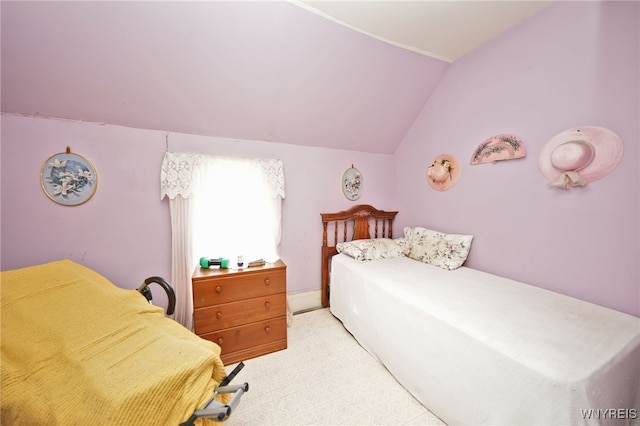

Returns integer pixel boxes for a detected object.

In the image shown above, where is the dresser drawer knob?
[216,311,223,319]
[215,286,222,293]
[264,278,271,285]
[264,301,271,309]
[217,338,224,345]
[264,326,271,334]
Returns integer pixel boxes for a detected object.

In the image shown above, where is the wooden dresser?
[192,260,287,364]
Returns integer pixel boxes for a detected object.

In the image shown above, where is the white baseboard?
[288,290,322,313]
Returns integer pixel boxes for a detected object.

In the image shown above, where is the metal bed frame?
[137,277,249,423]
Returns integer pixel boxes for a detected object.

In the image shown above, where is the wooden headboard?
[320,204,398,307]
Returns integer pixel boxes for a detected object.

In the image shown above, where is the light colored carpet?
[224,308,445,425]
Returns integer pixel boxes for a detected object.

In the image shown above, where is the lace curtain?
[161,153,285,199]
[161,152,285,329]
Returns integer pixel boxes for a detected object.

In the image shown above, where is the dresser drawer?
[193,269,286,307]
[200,316,287,356]
[194,294,286,334]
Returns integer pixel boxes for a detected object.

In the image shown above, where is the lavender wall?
[0,114,394,306]
[2,1,637,317]
[394,1,639,316]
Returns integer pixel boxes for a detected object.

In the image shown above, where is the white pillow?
[406,227,473,270]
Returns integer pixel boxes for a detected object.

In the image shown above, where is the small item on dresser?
[237,255,244,268]
[248,259,266,268]
[199,257,230,269]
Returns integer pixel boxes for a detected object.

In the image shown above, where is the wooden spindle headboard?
[320,204,398,307]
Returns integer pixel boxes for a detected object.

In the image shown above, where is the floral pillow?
[336,238,404,263]
[405,227,473,270]
[402,227,414,256]
[336,241,367,262]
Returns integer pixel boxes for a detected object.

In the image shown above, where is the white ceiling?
[1,1,552,154]
[295,1,552,62]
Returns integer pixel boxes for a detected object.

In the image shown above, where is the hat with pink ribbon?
[427,154,460,191]
[538,126,623,190]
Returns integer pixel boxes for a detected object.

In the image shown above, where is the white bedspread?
[330,254,640,425]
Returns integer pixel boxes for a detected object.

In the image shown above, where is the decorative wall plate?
[470,134,526,165]
[342,166,363,201]
[41,150,98,206]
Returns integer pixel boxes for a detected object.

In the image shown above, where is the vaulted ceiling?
[298,1,551,62]
[1,1,550,154]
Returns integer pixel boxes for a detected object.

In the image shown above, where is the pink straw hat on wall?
[427,154,460,191]
[538,126,623,189]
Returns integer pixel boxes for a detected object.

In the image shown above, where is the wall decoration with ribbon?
[427,154,460,191]
[538,126,623,190]
[41,147,98,206]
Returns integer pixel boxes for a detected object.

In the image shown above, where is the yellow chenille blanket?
[1,260,227,425]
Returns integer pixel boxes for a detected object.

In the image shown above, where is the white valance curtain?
[161,153,286,200]
[161,152,285,330]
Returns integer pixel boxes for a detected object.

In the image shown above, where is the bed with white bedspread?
[321,205,640,425]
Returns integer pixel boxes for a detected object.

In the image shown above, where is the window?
[161,153,285,329]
